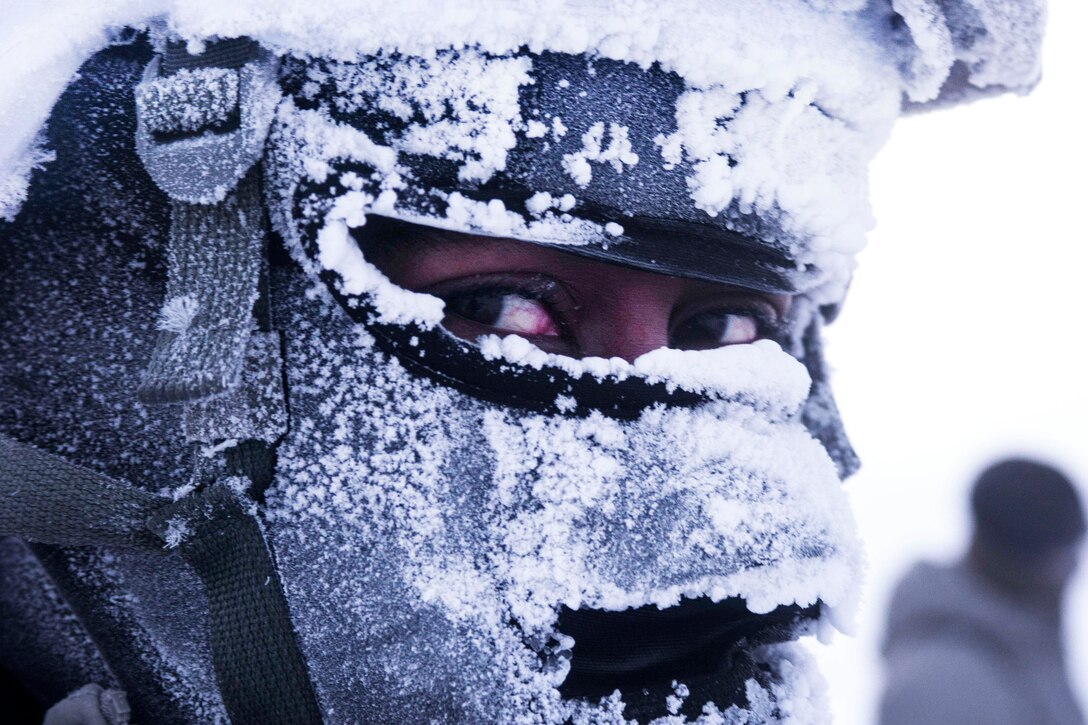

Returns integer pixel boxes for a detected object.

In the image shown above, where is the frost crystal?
[135,67,238,135]
[156,295,200,333]
[322,50,532,183]
[162,517,191,549]
[562,122,639,187]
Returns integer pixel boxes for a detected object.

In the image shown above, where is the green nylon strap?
[0,434,166,549]
[162,37,259,76]
[136,169,267,404]
[147,483,324,725]
[0,434,323,724]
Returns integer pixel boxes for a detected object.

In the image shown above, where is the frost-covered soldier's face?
[263,42,868,723]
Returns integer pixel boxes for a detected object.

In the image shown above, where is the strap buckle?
[135,45,279,203]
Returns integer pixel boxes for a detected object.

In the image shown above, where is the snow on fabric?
[264,33,896,308]
[0,0,1045,721]
[892,0,1046,105]
[263,276,860,721]
[475,335,813,411]
[1,1,1047,274]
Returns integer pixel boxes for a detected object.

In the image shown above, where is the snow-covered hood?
[243,24,868,717]
[1,0,1047,306]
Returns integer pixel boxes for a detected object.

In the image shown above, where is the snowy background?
[808,0,1088,722]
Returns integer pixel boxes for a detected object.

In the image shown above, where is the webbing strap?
[0,434,166,549]
[124,35,323,723]
[162,38,259,76]
[136,170,267,404]
[147,485,323,725]
[133,38,279,404]
[0,434,323,724]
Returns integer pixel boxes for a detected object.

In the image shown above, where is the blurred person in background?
[879,458,1086,725]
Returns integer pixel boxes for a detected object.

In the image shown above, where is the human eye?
[669,300,781,350]
[444,288,560,337]
[428,275,572,344]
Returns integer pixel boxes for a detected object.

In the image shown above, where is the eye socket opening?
[354,216,792,361]
[430,275,569,335]
[667,297,785,351]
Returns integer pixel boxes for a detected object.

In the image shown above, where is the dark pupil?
[444,291,506,327]
[671,313,731,349]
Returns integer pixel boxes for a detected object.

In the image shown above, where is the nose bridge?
[581,281,674,363]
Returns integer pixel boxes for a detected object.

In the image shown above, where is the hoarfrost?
[1,0,1047,243]
[478,334,812,413]
[156,295,200,334]
[562,122,639,188]
[263,278,860,720]
[162,517,191,549]
[0,0,1046,720]
[320,50,532,182]
[893,0,1045,104]
[135,66,238,134]
[526,119,549,138]
[314,192,446,327]
[526,191,554,215]
[0,136,55,222]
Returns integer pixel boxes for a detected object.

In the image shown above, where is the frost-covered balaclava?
[239,0,1042,720]
[257,5,893,722]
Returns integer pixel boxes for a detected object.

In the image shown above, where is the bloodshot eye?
[442,288,562,338]
[669,309,767,350]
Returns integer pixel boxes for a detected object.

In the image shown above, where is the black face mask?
[556,597,818,718]
[259,265,860,720]
[261,46,862,722]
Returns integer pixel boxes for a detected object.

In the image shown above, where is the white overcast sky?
[811,1,1088,722]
